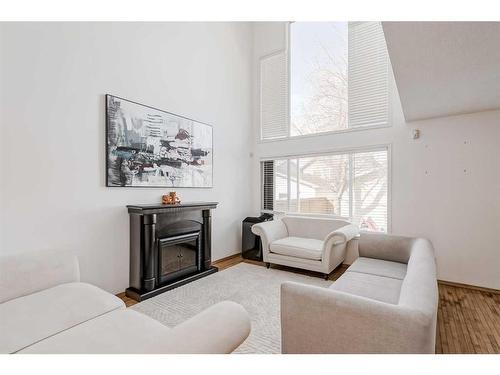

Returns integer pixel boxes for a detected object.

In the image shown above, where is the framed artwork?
[106,94,213,188]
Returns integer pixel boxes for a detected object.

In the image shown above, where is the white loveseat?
[0,249,251,354]
[251,216,359,278]
[281,232,438,353]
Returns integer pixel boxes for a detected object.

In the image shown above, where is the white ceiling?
[382,22,500,122]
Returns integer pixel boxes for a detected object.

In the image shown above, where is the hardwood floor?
[116,292,137,308]
[118,254,500,354]
[436,283,500,354]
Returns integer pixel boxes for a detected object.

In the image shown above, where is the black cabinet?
[242,213,273,261]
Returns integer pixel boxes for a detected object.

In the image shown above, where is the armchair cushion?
[347,257,407,280]
[270,237,323,261]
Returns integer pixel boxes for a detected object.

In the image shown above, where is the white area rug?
[131,262,332,353]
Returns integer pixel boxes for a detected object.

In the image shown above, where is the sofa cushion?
[0,282,125,353]
[330,271,403,304]
[20,302,251,354]
[270,237,323,261]
[347,257,407,280]
[18,309,172,354]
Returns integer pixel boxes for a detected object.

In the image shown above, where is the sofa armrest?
[281,282,434,353]
[0,249,80,303]
[251,220,288,259]
[168,301,251,354]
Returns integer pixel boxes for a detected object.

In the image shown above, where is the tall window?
[290,22,348,136]
[261,147,389,232]
[260,21,389,140]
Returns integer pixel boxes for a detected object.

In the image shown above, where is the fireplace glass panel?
[158,233,200,284]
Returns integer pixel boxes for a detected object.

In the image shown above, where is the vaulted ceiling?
[382,22,500,121]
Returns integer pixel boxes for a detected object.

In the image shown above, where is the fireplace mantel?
[126,201,218,301]
[127,201,218,215]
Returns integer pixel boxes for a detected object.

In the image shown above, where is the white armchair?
[251,216,359,278]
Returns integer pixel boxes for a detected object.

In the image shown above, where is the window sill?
[259,123,392,144]
[262,210,351,221]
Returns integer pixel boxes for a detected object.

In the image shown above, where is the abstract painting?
[106,95,213,188]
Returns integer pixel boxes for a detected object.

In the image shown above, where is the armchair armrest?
[324,224,359,246]
[322,224,359,270]
[0,249,80,303]
[168,301,251,353]
[281,282,434,353]
[251,219,288,257]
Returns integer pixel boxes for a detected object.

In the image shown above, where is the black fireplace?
[126,202,218,301]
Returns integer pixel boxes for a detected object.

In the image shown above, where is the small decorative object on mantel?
[162,191,181,205]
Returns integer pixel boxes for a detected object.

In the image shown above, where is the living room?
[1,0,499,373]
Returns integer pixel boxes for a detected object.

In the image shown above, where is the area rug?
[131,262,332,353]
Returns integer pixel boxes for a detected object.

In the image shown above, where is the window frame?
[259,22,393,143]
[260,143,392,233]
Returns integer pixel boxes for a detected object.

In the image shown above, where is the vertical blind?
[261,148,389,232]
[262,160,274,211]
[259,22,389,140]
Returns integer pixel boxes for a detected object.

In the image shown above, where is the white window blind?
[262,147,389,232]
[348,22,389,128]
[260,51,288,140]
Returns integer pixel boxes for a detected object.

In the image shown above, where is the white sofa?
[281,232,438,353]
[251,216,359,278]
[0,249,251,354]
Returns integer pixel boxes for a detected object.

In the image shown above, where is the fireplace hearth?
[126,202,218,301]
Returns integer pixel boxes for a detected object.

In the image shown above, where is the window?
[290,22,348,136]
[261,147,389,232]
[260,22,390,140]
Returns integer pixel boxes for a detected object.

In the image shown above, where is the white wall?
[0,22,254,294]
[251,22,500,290]
[2,22,499,293]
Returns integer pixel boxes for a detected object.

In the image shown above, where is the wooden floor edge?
[438,279,500,294]
[212,253,242,265]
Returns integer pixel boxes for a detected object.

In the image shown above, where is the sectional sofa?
[281,231,439,353]
[0,249,251,354]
